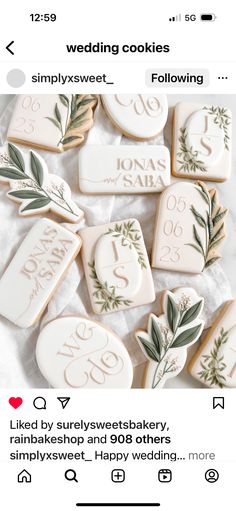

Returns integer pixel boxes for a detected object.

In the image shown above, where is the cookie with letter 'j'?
[189,300,236,388]
[101,94,168,140]
[36,316,133,388]
[7,94,97,152]
[135,287,204,388]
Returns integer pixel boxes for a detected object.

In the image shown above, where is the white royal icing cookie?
[78,144,170,194]
[189,300,236,388]
[136,287,204,388]
[152,181,227,273]
[0,143,83,223]
[36,316,133,388]
[172,102,232,181]
[7,94,97,152]
[101,94,168,140]
[0,219,81,328]
[80,218,155,315]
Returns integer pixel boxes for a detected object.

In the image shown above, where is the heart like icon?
[9,397,23,409]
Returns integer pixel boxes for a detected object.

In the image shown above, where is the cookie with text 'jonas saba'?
[0,218,82,328]
[189,300,236,388]
[152,181,227,274]
[101,94,168,140]
[172,102,232,181]
[78,144,170,194]
[135,287,204,388]
[36,316,133,388]
[7,94,97,152]
[80,219,155,315]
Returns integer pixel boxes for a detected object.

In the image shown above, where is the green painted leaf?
[205,256,221,268]
[21,197,51,212]
[186,243,203,255]
[78,98,95,107]
[0,167,26,180]
[212,209,227,226]
[172,323,202,348]
[8,190,46,199]
[59,94,69,107]
[179,299,203,326]
[190,206,206,228]
[210,223,224,245]
[137,336,159,362]
[193,225,204,253]
[167,294,180,332]
[30,152,44,186]
[55,103,61,123]
[45,117,61,130]
[150,316,162,357]
[8,143,25,173]
[62,136,81,145]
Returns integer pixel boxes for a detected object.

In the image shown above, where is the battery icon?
[200,13,216,21]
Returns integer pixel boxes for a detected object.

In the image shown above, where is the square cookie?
[80,218,155,314]
[172,102,232,181]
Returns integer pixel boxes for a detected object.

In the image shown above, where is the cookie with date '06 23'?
[0,143,84,223]
[101,94,168,140]
[152,181,228,274]
[135,287,205,389]
[36,316,133,389]
[7,94,97,152]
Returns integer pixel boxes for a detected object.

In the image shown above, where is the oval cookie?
[101,94,168,140]
[36,317,133,388]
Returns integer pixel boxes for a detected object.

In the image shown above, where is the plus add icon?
[111,469,125,483]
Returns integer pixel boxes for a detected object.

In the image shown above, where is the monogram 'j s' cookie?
[136,287,204,388]
[189,300,236,388]
[0,143,83,223]
[7,94,97,152]
[173,102,232,181]
[78,145,170,194]
[152,181,227,273]
[80,219,155,315]
[101,94,168,140]
[36,316,133,388]
[0,219,81,328]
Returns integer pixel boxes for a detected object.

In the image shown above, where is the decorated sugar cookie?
[136,287,204,388]
[78,144,170,194]
[7,94,97,152]
[0,218,81,328]
[0,143,83,222]
[189,300,236,388]
[80,219,155,315]
[36,316,133,388]
[101,94,168,140]
[152,181,227,273]
[172,102,232,181]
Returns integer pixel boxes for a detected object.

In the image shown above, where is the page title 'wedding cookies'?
[78,145,170,194]
[80,218,155,314]
[36,316,133,388]
[173,102,232,181]
[0,144,83,223]
[152,181,227,273]
[136,287,204,388]
[7,94,97,152]
[0,219,82,328]
[189,300,236,388]
[101,94,168,140]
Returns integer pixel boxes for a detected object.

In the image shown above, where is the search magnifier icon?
[65,469,78,483]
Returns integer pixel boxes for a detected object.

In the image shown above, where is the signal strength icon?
[169,13,181,22]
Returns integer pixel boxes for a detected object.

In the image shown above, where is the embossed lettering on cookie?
[101,94,168,140]
[36,316,133,388]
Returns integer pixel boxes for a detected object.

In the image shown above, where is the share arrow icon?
[57,397,70,409]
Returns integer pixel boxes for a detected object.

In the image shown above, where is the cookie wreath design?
[135,287,204,388]
[0,143,83,222]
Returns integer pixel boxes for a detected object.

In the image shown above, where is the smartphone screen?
[0,2,235,510]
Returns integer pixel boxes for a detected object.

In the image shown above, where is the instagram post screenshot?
[0,1,235,509]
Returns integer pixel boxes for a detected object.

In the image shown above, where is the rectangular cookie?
[80,218,155,314]
[188,300,236,388]
[172,102,232,182]
[78,145,170,194]
[0,218,81,328]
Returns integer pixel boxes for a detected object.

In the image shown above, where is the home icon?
[17,469,32,483]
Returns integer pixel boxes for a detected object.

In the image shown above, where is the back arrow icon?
[6,41,14,55]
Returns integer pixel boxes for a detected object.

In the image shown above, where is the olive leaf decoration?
[198,327,228,388]
[46,94,97,149]
[0,143,83,222]
[136,289,204,388]
[186,181,228,270]
[202,106,231,150]
[177,127,206,173]
[105,221,147,269]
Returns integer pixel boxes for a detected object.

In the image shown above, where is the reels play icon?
[9,397,23,409]
[158,469,172,483]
